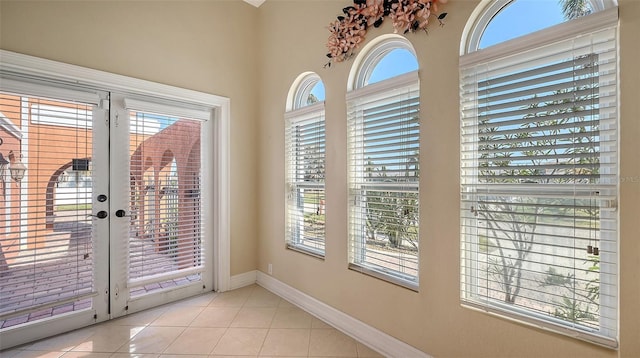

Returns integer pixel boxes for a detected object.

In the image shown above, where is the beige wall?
[256,0,640,357]
[0,0,259,275]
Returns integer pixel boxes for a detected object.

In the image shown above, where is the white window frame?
[459,3,619,347]
[285,72,326,258]
[460,0,618,54]
[347,35,421,290]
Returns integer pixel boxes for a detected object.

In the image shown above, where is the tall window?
[460,0,618,346]
[285,73,326,257]
[347,36,420,289]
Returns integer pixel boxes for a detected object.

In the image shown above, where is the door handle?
[88,211,108,219]
[115,209,131,218]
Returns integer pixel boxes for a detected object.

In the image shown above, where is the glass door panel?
[109,94,210,317]
[0,89,109,349]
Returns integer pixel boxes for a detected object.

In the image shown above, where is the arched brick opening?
[45,160,89,230]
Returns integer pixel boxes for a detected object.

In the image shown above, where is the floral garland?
[325,0,449,67]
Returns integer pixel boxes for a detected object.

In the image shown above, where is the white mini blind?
[347,72,420,289]
[125,106,206,296]
[0,91,97,326]
[460,17,618,346]
[285,103,326,256]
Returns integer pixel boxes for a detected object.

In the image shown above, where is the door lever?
[87,211,108,219]
[115,209,131,218]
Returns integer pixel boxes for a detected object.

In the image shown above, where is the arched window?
[288,73,325,110]
[463,0,615,51]
[460,0,619,346]
[346,35,420,289]
[285,72,326,257]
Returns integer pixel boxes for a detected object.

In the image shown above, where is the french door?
[109,93,213,317]
[0,82,214,349]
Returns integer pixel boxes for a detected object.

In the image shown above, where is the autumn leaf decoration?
[325,0,449,67]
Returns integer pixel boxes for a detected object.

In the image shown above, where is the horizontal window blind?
[124,98,212,122]
[460,21,618,346]
[0,77,102,106]
[285,103,326,256]
[347,73,420,288]
[126,108,205,296]
[0,92,97,326]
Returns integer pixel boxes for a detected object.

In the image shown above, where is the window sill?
[348,263,418,292]
[286,244,325,260]
[460,298,618,349]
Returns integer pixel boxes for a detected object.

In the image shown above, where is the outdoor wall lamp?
[8,150,27,183]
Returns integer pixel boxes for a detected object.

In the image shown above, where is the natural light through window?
[470,0,608,51]
[368,49,418,85]
[460,0,619,346]
[310,81,325,103]
[347,36,420,289]
[285,73,326,257]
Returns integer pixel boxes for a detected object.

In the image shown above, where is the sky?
[309,0,571,103]
[480,0,568,49]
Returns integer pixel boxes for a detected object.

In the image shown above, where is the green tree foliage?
[307,93,319,105]
[560,0,592,20]
[540,257,600,325]
[364,155,419,250]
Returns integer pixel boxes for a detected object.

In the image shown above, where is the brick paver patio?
[0,214,194,329]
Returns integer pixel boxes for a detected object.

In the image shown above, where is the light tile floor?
[0,285,384,358]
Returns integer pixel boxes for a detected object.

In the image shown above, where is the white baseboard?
[229,270,257,290]
[256,271,431,358]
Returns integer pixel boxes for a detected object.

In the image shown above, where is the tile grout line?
[3,285,378,358]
